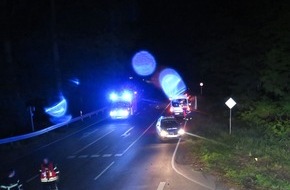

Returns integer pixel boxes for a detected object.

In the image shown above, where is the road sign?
[225,98,236,134]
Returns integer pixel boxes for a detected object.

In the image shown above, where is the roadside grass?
[187,110,290,190]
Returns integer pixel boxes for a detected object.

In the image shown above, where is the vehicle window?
[161,119,179,128]
[171,98,188,107]
[112,102,131,108]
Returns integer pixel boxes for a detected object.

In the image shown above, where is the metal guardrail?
[0,107,108,145]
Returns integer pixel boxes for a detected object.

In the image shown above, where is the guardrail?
[0,107,108,145]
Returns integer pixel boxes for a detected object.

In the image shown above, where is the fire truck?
[109,90,137,119]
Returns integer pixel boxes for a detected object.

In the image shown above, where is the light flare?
[159,68,186,98]
[45,97,67,118]
[132,50,156,76]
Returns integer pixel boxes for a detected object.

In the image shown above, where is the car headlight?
[160,130,168,137]
[178,128,185,135]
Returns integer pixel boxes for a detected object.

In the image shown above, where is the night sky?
[1,0,289,135]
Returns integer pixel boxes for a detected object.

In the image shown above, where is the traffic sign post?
[225,98,236,135]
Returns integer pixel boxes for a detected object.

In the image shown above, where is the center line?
[74,130,114,155]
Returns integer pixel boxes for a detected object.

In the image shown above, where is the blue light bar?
[110,93,118,101]
[122,91,132,102]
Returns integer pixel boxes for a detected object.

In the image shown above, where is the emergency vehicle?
[169,94,191,117]
[109,90,137,119]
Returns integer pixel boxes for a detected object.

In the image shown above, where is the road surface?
[0,101,221,190]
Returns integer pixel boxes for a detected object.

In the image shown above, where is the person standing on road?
[40,158,59,190]
[0,169,23,190]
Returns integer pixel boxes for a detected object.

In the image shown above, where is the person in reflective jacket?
[0,169,23,190]
[39,158,59,190]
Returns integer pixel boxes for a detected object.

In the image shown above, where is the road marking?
[114,153,123,157]
[91,154,100,158]
[171,138,213,190]
[121,120,155,155]
[67,155,76,159]
[74,130,114,155]
[157,182,166,190]
[79,155,88,158]
[94,161,115,180]
[121,127,134,137]
[80,128,99,139]
[102,154,112,157]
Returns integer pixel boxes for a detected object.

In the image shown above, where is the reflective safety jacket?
[0,179,23,190]
[40,162,59,183]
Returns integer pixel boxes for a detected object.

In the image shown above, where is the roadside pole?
[225,98,236,135]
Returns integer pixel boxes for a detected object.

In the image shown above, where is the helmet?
[8,169,15,178]
[43,158,49,164]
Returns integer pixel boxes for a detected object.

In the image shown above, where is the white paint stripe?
[74,130,114,154]
[121,120,155,155]
[94,161,115,180]
[114,153,123,157]
[67,155,76,159]
[102,154,112,157]
[26,174,38,183]
[91,154,100,158]
[157,182,166,190]
[121,127,134,137]
[171,138,213,190]
[80,128,99,139]
[79,155,88,158]
[185,132,228,147]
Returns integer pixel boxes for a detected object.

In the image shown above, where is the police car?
[155,116,185,140]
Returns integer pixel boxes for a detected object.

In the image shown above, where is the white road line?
[80,128,99,139]
[67,155,76,159]
[94,161,115,180]
[79,155,88,158]
[121,120,155,155]
[121,127,134,137]
[74,130,114,155]
[26,174,38,183]
[171,138,213,190]
[91,154,100,158]
[157,182,166,190]
[102,154,112,157]
[114,153,123,157]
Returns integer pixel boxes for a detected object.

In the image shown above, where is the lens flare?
[159,68,186,98]
[69,78,80,85]
[45,97,67,118]
[50,114,72,124]
[132,50,156,76]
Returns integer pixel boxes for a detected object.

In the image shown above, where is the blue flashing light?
[122,91,132,102]
[110,90,133,102]
[110,93,118,101]
[45,97,68,118]
[132,50,156,76]
[159,68,186,98]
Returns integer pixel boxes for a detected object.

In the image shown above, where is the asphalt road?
[0,101,219,190]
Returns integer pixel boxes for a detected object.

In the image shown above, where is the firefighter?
[39,158,59,190]
[0,169,23,190]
